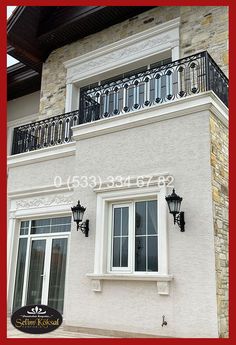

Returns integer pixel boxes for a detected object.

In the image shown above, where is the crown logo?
[27,306,46,315]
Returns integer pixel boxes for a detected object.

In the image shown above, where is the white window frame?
[11,215,72,312]
[87,176,173,294]
[108,202,133,273]
[108,198,159,274]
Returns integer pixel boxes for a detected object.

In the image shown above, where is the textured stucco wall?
[39,6,228,118]
[7,106,224,337]
[7,155,75,194]
[61,110,218,338]
[210,114,229,337]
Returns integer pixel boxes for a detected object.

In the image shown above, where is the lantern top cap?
[71,200,86,212]
[165,189,183,202]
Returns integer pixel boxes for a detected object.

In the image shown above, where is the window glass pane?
[128,86,134,108]
[48,238,68,314]
[27,240,46,305]
[135,202,146,235]
[135,236,146,271]
[31,219,50,227]
[51,217,71,225]
[150,58,172,69]
[109,92,115,113]
[112,206,129,268]
[121,237,128,267]
[118,89,123,111]
[150,78,155,102]
[12,238,27,312]
[161,75,167,98]
[114,208,121,236]
[139,83,145,105]
[20,221,29,235]
[31,226,50,234]
[135,200,158,272]
[122,207,129,236]
[50,224,71,233]
[124,66,147,78]
[147,200,157,234]
[31,217,71,234]
[113,237,120,267]
[20,221,29,228]
[148,236,158,271]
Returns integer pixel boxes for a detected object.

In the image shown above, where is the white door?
[12,216,71,314]
[25,237,68,313]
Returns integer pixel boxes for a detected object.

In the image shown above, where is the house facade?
[7,6,228,338]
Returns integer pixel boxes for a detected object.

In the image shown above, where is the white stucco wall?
[7,91,40,122]
[6,6,228,337]
[7,99,225,337]
[61,109,218,338]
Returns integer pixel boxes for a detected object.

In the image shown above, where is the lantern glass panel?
[173,199,181,214]
[72,209,83,222]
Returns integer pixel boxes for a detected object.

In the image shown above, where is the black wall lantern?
[165,189,185,232]
[71,200,89,237]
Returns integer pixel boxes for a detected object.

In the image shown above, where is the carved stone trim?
[64,18,180,84]
[15,194,74,210]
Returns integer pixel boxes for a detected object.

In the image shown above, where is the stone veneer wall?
[39,6,228,117]
[210,114,229,337]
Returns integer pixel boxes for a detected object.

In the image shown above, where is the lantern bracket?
[77,219,89,237]
[173,211,185,232]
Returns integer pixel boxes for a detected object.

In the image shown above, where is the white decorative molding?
[9,211,16,219]
[64,18,180,85]
[72,92,228,142]
[157,281,170,295]
[87,274,173,294]
[7,141,76,168]
[8,183,74,199]
[15,193,74,210]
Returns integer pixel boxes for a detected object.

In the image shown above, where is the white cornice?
[72,92,228,142]
[64,18,180,70]
[64,18,180,84]
[7,141,76,168]
[7,113,38,128]
[8,183,73,199]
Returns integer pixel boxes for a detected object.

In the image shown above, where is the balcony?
[11,51,228,155]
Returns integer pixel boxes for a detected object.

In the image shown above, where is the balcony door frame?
[20,233,70,309]
[8,203,73,315]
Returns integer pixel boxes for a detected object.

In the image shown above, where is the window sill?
[86,273,173,295]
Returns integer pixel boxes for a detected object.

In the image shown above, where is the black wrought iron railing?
[11,110,80,155]
[11,51,228,155]
[79,51,228,123]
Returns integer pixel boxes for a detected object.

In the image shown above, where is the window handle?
[40,274,46,278]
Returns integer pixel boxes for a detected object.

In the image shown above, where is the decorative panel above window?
[64,18,180,113]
